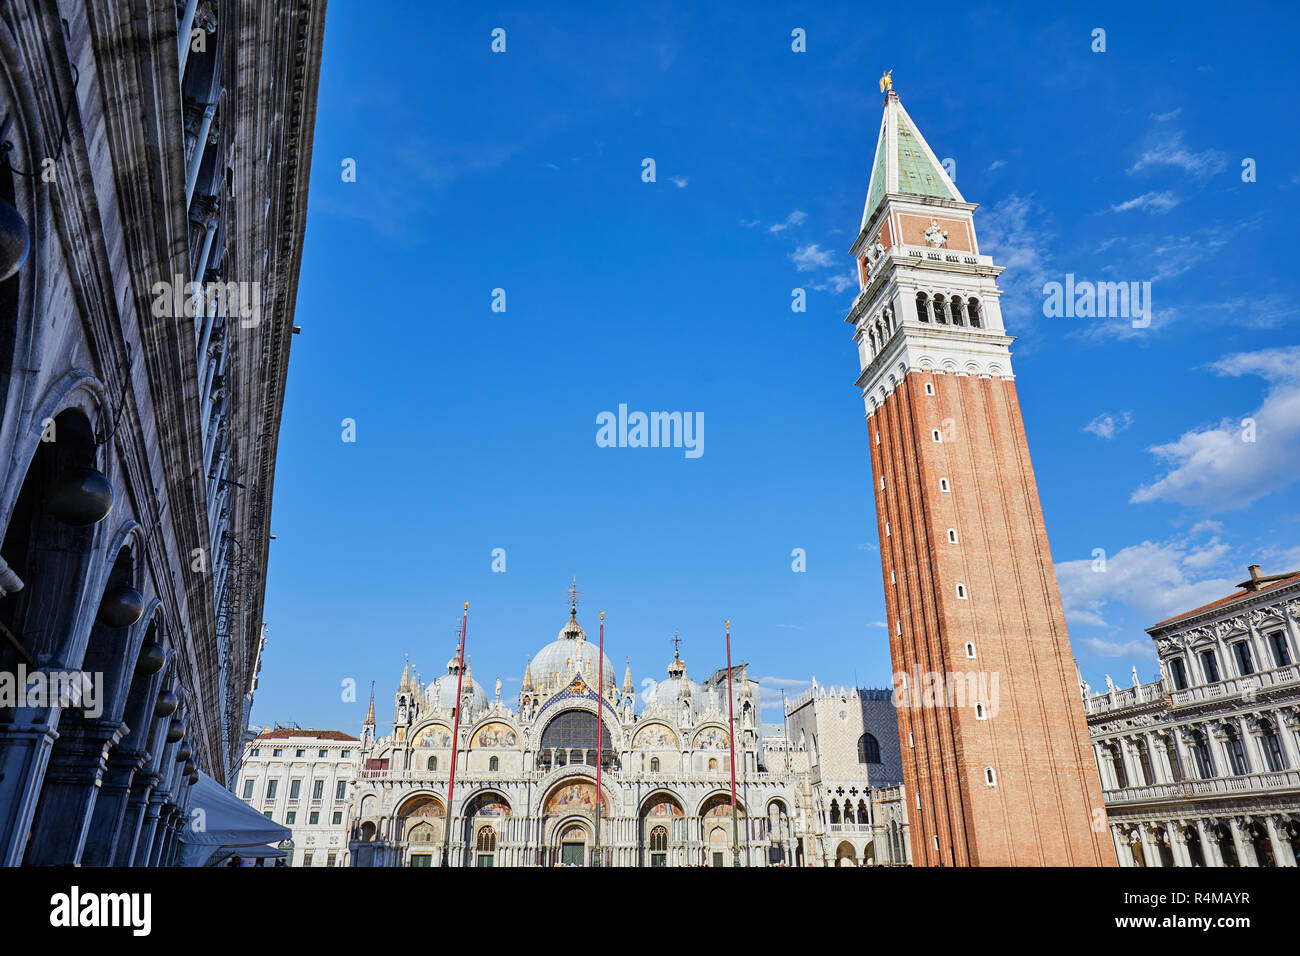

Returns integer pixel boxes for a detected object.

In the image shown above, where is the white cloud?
[986,159,1007,171]
[790,243,836,271]
[1131,346,1300,510]
[1055,530,1239,630]
[1150,108,1183,122]
[812,272,858,294]
[1128,131,1227,178]
[755,675,812,712]
[1108,190,1181,214]
[1081,637,1157,659]
[669,176,688,188]
[1083,411,1133,440]
[769,210,807,234]
[977,194,1051,329]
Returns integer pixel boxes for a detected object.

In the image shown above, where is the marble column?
[1168,824,1192,867]
[113,771,158,865]
[0,723,58,866]
[82,747,149,866]
[1138,824,1163,867]
[1197,820,1224,867]
[1229,817,1256,867]
[24,718,126,865]
[1266,815,1296,867]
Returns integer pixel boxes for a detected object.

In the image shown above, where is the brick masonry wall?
[869,369,1115,866]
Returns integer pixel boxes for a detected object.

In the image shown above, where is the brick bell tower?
[847,78,1114,866]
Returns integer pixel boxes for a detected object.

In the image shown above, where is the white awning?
[177,771,292,867]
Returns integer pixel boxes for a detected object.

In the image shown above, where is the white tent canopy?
[177,771,292,867]
[206,843,288,866]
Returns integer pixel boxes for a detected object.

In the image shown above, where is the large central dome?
[529,609,616,694]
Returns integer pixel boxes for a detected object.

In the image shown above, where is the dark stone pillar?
[81,747,148,866]
[113,771,159,865]
[140,792,169,866]
[24,719,125,865]
[0,722,57,866]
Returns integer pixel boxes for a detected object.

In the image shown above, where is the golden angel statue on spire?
[879,69,893,94]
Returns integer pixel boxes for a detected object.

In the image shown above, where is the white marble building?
[347,603,802,867]
[238,728,360,867]
[1085,564,1300,866]
[782,682,910,866]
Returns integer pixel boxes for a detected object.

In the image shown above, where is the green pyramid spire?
[861,89,963,228]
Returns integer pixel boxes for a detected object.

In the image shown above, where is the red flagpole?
[440,601,468,867]
[726,619,741,866]
[595,609,605,867]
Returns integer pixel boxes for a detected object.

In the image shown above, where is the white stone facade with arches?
[1086,565,1300,867]
[346,606,803,866]
[0,2,322,866]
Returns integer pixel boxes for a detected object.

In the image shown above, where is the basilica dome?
[528,609,616,694]
[425,657,488,711]
[647,651,702,712]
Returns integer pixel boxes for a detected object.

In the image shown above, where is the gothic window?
[858,733,881,764]
[1267,631,1292,667]
[967,298,982,327]
[1169,657,1188,691]
[1165,734,1185,782]
[489,756,499,771]
[1190,730,1215,779]
[1260,720,1286,772]
[427,756,437,771]
[1109,743,1128,789]
[857,800,869,824]
[1224,726,1250,776]
[1232,641,1254,676]
[476,826,496,854]
[915,292,930,323]
[829,800,841,824]
[1135,738,1154,787]
[1199,650,1221,684]
[650,757,660,772]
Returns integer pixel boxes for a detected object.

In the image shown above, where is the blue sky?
[253,1,1300,733]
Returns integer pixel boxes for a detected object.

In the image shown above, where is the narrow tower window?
[951,296,965,326]
[939,478,950,493]
[985,767,996,786]
[947,529,958,544]
[931,429,942,443]
[925,381,935,396]
[933,294,947,323]
[890,570,896,584]
[968,298,982,328]
[965,642,976,659]
[975,702,986,719]
[956,583,967,599]
[916,291,930,323]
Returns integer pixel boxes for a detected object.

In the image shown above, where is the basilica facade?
[347,605,803,867]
